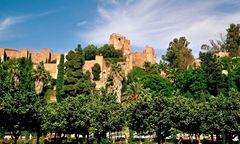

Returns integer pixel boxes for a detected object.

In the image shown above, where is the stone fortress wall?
[0,47,61,79]
[0,33,157,88]
[82,33,157,89]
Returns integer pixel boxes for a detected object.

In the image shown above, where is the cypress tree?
[63,44,95,98]
[56,54,64,102]
[226,24,240,57]
[92,63,101,81]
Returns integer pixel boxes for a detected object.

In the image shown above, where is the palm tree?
[123,81,143,102]
[32,62,51,95]
[106,64,124,103]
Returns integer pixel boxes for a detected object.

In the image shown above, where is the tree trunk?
[97,132,101,144]
[87,133,90,144]
[75,133,79,143]
[157,131,161,144]
[108,131,111,143]
[228,134,233,144]
[54,133,57,144]
[36,130,41,144]
[13,134,19,144]
[83,134,86,144]
[129,129,134,143]
[197,134,201,144]
[139,131,142,144]
[216,133,220,143]
[223,132,227,144]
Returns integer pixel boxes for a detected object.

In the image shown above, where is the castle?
[0,48,61,79]
[0,33,156,89]
[82,33,156,89]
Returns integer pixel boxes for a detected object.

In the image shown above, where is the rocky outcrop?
[112,72,123,103]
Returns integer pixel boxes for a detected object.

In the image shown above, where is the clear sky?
[1,0,240,60]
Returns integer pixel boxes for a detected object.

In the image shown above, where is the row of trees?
[0,23,240,144]
[128,89,240,144]
[0,58,51,144]
[123,23,240,144]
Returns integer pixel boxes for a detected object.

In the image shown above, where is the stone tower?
[144,46,156,64]
[109,33,131,57]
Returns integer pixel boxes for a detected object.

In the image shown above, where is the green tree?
[203,90,240,144]
[75,44,83,53]
[128,95,152,144]
[0,87,39,144]
[93,92,125,144]
[83,44,98,60]
[98,44,122,58]
[0,59,45,144]
[18,58,34,91]
[144,62,161,74]
[63,46,95,98]
[225,24,240,57]
[41,102,67,143]
[123,81,144,103]
[201,36,226,53]
[199,52,226,96]
[149,96,172,144]
[32,62,51,95]
[92,63,101,81]
[127,67,145,84]
[141,74,173,96]
[162,37,194,70]
[175,67,207,99]
[56,54,64,102]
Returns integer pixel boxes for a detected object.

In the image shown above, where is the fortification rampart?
[0,47,60,79]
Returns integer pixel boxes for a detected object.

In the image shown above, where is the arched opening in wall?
[118,38,121,42]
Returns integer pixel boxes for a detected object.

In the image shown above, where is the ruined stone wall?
[82,55,108,89]
[0,48,4,56]
[109,33,131,56]
[29,48,51,63]
[51,53,61,62]
[44,63,58,79]
[0,47,61,79]
[20,48,28,58]
[0,48,4,62]
[5,49,20,59]
[144,47,156,64]
[108,33,156,71]
[131,52,146,68]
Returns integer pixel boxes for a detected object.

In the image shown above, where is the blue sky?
[1,0,240,60]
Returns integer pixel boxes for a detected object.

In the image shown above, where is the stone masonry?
[0,33,156,87]
[0,47,61,79]
[82,33,156,89]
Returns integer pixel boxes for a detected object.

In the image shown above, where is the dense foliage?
[83,44,98,60]
[1,23,240,144]
[63,45,95,98]
[162,37,194,70]
[92,63,101,81]
[56,54,65,102]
